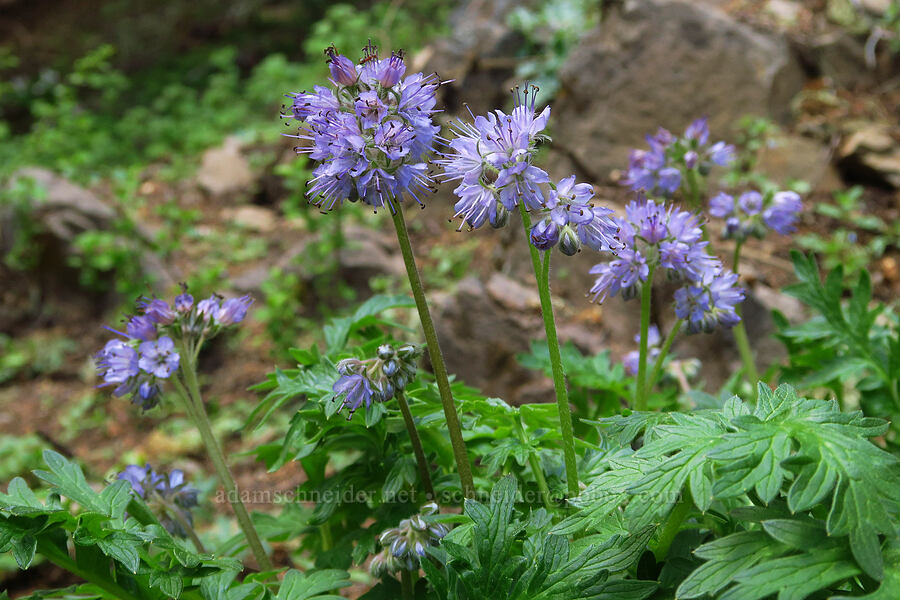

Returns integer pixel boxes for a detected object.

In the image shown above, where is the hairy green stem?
[389,205,475,499]
[37,538,142,600]
[396,391,436,501]
[732,242,759,401]
[647,319,683,393]
[635,266,656,412]
[654,490,694,561]
[174,345,273,571]
[514,415,552,509]
[401,569,414,600]
[156,492,207,554]
[518,204,579,498]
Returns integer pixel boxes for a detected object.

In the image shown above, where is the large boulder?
[552,0,806,178]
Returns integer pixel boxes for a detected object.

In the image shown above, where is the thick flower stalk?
[438,88,618,497]
[95,290,272,570]
[118,464,202,549]
[623,117,736,205]
[284,44,475,499]
[589,196,744,410]
[332,343,435,500]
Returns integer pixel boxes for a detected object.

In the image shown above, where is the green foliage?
[0,333,75,384]
[775,252,899,425]
[423,476,657,600]
[518,341,632,428]
[796,186,899,279]
[560,384,900,597]
[0,451,351,599]
[507,0,601,100]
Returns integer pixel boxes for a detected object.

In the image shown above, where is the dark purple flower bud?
[684,150,699,169]
[325,46,358,86]
[138,336,180,379]
[559,225,581,256]
[127,315,157,341]
[174,293,194,313]
[530,219,559,250]
[141,299,175,325]
[725,216,741,238]
[134,381,161,411]
[216,295,253,326]
[489,202,510,229]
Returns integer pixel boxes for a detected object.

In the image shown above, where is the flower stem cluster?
[708,189,803,239]
[118,464,199,538]
[369,502,448,576]
[437,87,619,254]
[283,43,441,212]
[94,290,252,410]
[623,117,736,201]
[332,343,423,418]
[589,196,744,334]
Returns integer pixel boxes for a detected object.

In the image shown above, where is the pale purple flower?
[738,191,763,215]
[174,292,194,313]
[326,47,358,86]
[284,44,440,212]
[333,373,374,417]
[118,464,199,537]
[763,191,802,234]
[674,268,744,333]
[141,298,175,325]
[138,336,180,379]
[707,141,736,166]
[126,315,157,341]
[197,296,220,322]
[623,324,661,376]
[96,340,139,389]
[216,295,253,326]
[684,118,710,145]
[708,192,734,218]
[530,219,559,250]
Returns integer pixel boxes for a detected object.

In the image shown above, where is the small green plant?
[796,186,898,278]
[0,333,76,384]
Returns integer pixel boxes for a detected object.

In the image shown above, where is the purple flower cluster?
[589,196,744,333]
[284,43,440,212]
[437,88,619,254]
[370,502,448,575]
[674,268,744,333]
[623,118,736,197]
[623,325,661,376]
[95,290,252,410]
[332,343,422,418]
[118,464,199,537]
[708,189,803,239]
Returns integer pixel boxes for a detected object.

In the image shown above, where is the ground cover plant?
[1,2,900,599]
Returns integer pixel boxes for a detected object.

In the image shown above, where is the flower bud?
[489,202,510,229]
[530,219,559,250]
[325,46,357,86]
[558,225,581,256]
[382,360,399,377]
[377,344,395,360]
[684,150,699,169]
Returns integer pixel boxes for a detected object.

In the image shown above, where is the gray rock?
[838,123,900,188]
[553,0,805,178]
[221,205,277,233]
[7,167,115,244]
[756,134,841,192]
[196,136,254,197]
[801,31,873,89]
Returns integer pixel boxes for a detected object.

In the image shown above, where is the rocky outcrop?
[553,0,806,179]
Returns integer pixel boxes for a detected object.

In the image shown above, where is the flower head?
[284,44,441,212]
[332,343,423,420]
[138,336,180,379]
[370,502,449,576]
[674,267,744,333]
[707,188,803,240]
[216,295,253,326]
[118,464,199,537]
